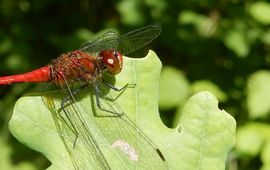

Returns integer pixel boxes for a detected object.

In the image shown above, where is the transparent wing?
[79,23,161,55]
[89,82,169,169]
[79,31,120,55]
[42,89,111,170]
[41,75,167,169]
[116,23,161,55]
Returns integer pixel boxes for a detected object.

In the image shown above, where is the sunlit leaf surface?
[9,51,236,169]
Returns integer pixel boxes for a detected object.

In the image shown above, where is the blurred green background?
[1,0,270,169]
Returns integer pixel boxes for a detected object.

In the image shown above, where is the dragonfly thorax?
[98,50,123,75]
[51,50,100,86]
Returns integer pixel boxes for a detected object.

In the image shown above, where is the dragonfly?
[1,23,168,169]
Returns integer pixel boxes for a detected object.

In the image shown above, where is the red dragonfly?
[2,24,168,169]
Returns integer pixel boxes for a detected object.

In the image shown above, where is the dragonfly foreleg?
[102,79,135,101]
[102,79,135,92]
[94,84,124,116]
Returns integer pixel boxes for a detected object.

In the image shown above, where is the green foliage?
[191,80,228,102]
[236,123,270,169]
[224,29,249,58]
[0,0,270,169]
[0,137,36,170]
[159,66,189,110]
[249,1,270,25]
[247,70,270,118]
[9,52,235,169]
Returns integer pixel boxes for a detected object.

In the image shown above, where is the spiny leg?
[58,84,88,148]
[102,79,135,101]
[60,84,88,106]
[94,83,124,116]
[102,79,135,92]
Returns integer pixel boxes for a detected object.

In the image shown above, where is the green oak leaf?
[9,51,236,170]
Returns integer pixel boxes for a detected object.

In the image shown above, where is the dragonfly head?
[99,50,123,75]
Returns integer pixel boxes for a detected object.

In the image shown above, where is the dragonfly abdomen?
[0,66,51,85]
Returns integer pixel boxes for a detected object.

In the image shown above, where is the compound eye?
[114,51,123,64]
[113,51,117,56]
[100,50,123,75]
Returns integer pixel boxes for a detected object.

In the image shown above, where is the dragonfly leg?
[102,79,135,92]
[102,79,135,101]
[60,84,88,107]
[94,84,124,116]
[58,84,88,148]
[58,107,80,148]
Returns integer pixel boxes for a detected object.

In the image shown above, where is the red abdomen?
[0,66,51,85]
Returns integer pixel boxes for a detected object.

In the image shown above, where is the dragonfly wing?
[42,89,111,170]
[90,83,168,169]
[80,23,161,55]
[79,31,120,54]
[116,23,162,55]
